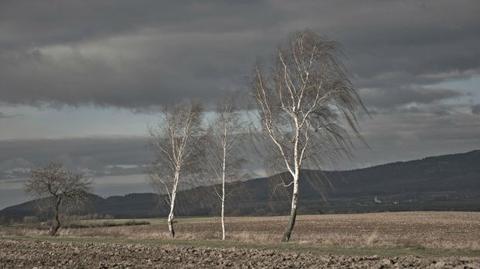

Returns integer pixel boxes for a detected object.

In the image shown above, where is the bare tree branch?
[148,102,203,238]
[203,97,245,240]
[24,162,91,236]
[252,30,365,242]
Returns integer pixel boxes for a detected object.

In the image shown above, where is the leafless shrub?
[24,162,91,236]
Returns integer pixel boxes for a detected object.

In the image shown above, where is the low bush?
[65,220,150,229]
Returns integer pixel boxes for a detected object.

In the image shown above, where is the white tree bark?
[282,116,301,242]
[167,170,180,238]
[282,173,299,242]
[221,131,227,240]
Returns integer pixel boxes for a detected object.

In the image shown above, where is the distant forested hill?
[1,150,479,222]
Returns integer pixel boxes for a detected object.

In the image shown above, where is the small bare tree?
[205,98,244,240]
[253,30,364,242]
[24,162,91,236]
[149,102,203,238]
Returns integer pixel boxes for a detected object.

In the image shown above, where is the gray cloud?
[472,104,480,115]
[0,112,18,119]
[1,110,479,173]
[0,0,479,109]
[0,137,152,170]
[0,0,479,169]
[359,87,463,109]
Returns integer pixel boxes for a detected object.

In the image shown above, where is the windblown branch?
[252,30,366,242]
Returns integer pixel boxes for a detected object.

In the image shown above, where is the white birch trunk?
[221,183,225,240]
[282,171,299,242]
[282,116,300,242]
[168,170,180,238]
[221,129,227,241]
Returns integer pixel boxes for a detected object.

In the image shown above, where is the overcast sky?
[0,0,479,169]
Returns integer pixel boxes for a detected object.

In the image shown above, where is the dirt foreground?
[1,239,479,269]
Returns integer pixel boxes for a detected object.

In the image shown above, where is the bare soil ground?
[1,239,479,269]
[1,212,480,268]
[5,212,479,249]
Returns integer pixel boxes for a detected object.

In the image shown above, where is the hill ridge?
[1,150,479,221]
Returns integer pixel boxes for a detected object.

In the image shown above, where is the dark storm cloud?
[0,137,152,170]
[0,0,479,109]
[472,104,480,115]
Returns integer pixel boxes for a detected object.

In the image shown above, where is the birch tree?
[205,99,243,240]
[253,30,364,242]
[149,102,203,238]
[24,162,91,236]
